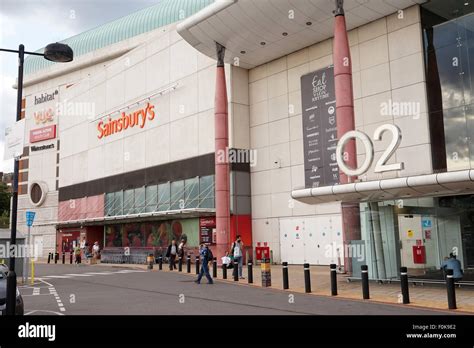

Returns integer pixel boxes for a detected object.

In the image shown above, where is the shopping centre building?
[14,0,474,281]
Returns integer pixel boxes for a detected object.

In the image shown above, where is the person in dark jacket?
[165,239,178,270]
[195,244,213,284]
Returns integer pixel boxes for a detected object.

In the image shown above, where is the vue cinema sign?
[97,102,155,139]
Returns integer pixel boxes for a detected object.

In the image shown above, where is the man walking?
[166,239,178,270]
[195,244,213,284]
[231,235,244,279]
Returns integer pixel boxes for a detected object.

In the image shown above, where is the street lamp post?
[1,42,73,316]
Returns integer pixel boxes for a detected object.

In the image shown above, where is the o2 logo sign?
[336,124,404,176]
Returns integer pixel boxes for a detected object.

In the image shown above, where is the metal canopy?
[291,170,474,204]
[177,0,427,69]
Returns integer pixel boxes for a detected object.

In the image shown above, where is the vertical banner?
[301,66,339,188]
[199,217,216,244]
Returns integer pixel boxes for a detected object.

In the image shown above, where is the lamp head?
[43,42,73,63]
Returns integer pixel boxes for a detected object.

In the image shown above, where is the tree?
[0,182,11,215]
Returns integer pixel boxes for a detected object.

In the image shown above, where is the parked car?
[0,264,24,315]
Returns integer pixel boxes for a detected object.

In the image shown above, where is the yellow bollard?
[30,260,35,285]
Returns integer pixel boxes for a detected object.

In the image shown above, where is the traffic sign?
[26,211,36,227]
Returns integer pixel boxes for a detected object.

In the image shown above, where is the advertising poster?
[301,66,339,188]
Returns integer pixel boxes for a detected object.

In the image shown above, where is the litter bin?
[261,258,271,287]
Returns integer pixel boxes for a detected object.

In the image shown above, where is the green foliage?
[0,182,11,216]
[0,211,9,229]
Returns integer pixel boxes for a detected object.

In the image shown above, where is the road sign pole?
[23,211,35,285]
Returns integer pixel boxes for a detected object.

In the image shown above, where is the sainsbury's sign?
[97,102,155,139]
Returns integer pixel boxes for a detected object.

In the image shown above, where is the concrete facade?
[248,6,431,263]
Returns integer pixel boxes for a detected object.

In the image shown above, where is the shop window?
[158,182,170,211]
[134,187,146,214]
[105,224,122,247]
[199,175,215,208]
[184,177,199,208]
[123,189,134,215]
[170,180,184,210]
[114,191,123,216]
[123,223,143,247]
[422,2,474,171]
[105,192,114,216]
[145,185,157,213]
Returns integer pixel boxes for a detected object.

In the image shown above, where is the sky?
[0,0,159,173]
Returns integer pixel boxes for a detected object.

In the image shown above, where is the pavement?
[16,261,472,315]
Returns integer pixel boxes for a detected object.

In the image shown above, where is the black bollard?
[158,256,163,270]
[212,258,217,278]
[282,262,289,290]
[233,260,239,281]
[446,269,457,309]
[47,253,51,264]
[187,255,191,273]
[55,252,58,264]
[178,256,183,272]
[62,252,65,264]
[304,263,311,293]
[400,267,409,304]
[195,256,200,275]
[248,260,253,284]
[222,263,227,279]
[361,265,370,299]
[70,252,73,264]
[330,264,338,296]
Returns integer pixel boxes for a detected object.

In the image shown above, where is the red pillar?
[214,43,230,261]
[333,1,361,274]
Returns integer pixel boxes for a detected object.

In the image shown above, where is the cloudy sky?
[0,0,159,172]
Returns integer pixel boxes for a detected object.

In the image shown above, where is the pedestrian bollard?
[282,262,289,290]
[248,260,253,284]
[446,269,457,309]
[47,253,51,264]
[69,252,73,264]
[178,256,183,272]
[400,266,409,304]
[222,263,227,279]
[54,253,58,264]
[147,254,154,270]
[330,264,337,296]
[158,256,163,270]
[361,265,370,299]
[233,259,239,281]
[187,255,191,273]
[212,258,217,278]
[304,263,311,293]
[195,256,200,275]
[62,252,65,264]
[261,258,271,287]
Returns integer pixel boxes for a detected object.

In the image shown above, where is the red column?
[214,43,230,261]
[333,1,361,274]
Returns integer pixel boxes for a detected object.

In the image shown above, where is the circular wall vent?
[29,181,48,207]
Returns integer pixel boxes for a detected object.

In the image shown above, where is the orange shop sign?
[33,108,54,125]
[97,102,155,139]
